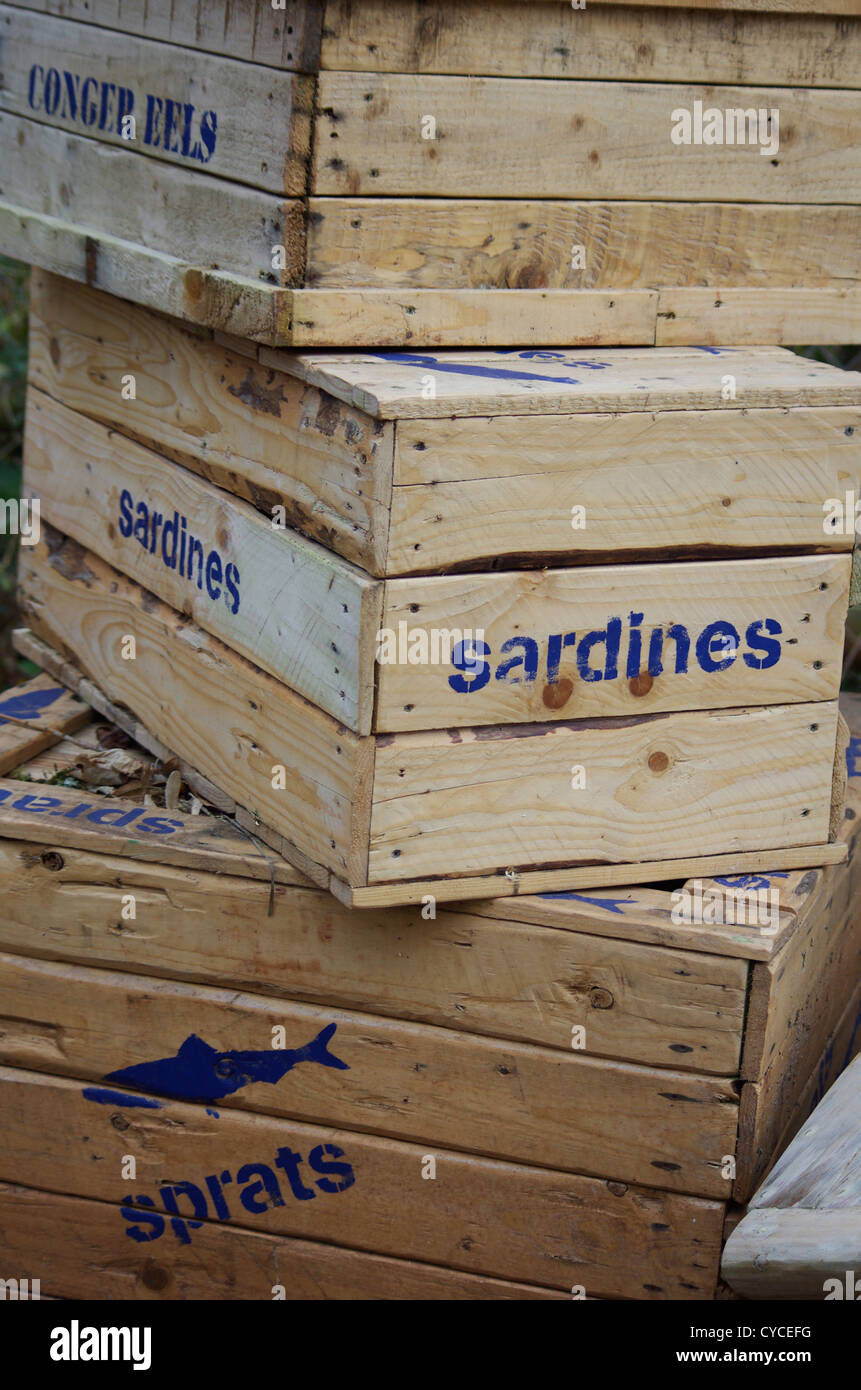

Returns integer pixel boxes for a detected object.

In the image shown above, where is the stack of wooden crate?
[0,0,860,1299]
[0,672,859,1299]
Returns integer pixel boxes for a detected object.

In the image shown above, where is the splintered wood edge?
[830,711,851,841]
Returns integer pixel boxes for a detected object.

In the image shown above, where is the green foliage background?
[0,256,29,686]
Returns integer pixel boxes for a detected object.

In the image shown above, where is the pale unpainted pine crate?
[11,532,853,911]
[1,1,859,345]
[0,676,859,1299]
[21,388,855,735]
[27,273,861,581]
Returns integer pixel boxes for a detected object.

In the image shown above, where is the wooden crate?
[27,273,861,579]
[1,0,858,345]
[0,674,859,1300]
[17,285,857,901]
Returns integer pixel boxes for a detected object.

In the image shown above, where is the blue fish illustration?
[0,685,65,724]
[97,1024,349,1104]
[369,351,580,386]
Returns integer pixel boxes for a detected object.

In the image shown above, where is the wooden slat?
[0,838,749,1069]
[723,1055,861,1298]
[27,270,395,577]
[656,287,861,346]
[306,197,861,291]
[0,1183,563,1301]
[0,952,738,1193]
[281,287,658,347]
[17,534,369,885]
[0,1065,726,1298]
[0,7,314,194]
[4,0,321,67]
[320,0,861,86]
[388,406,857,574]
[313,74,859,203]
[0,777,303,883]
[271,345,861,420]
[0,672,89,774]
[376,553,848,731]
[23,388,383,733]
[0,113,303,283]
[721,1209,861,1298]
[367,704,840,884]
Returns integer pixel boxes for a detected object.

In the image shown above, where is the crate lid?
[263,345,861,419]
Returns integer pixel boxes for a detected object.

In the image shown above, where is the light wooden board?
[271,345,861,420]
[0,1065,726,1298]
[0,777,303,883]
[4,0,320,67]
[306,198,861,291]
[0,114,303,283]
[723,1055,861,1298]
[320,0,861,85]
[367,703,841,884]
[388,406,857,574]
[18,534,372,885]
[27,271,395,576]
[0,671,89,773]
[0,6,314,194]
[589,0,858,13]
[376,553,849,730]
[657,287,861,346]
[313,74,860,203]
[24,388,382,733]
[0,952,738,1193]
[0,839,750,1070]
[0,1183,563,1300]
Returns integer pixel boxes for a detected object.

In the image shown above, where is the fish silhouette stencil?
[0,685,65,723]
[99,1024,350,1104]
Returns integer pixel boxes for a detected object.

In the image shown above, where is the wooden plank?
[0,113,303,283]
[312,74,860,203]
[5,1,322,67]
[388,407,857,574]
[17,534,368,884]
[367,704,840,884]
[376,553,849,731]
[270,345,861,420]
[319,0,861,86]
[0,672,89,774]
[0,6,314,194]
[28,270,395,577]
[281,287,657,348]
[306,198,861,291]
[23,388,383,733]
[724,1055,861,1298]
[0,777,303,883]
[0,952,738,1193]
[0,839,749,1070]
[0,1183,563,1300]
[0,1065,726,1298]
[0,201,298,345]
[657,287,861,346]
[588,0,859,14]
[722,1209,861,1299]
